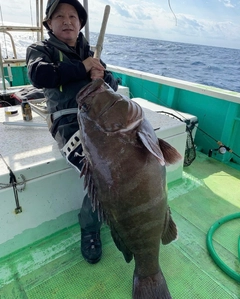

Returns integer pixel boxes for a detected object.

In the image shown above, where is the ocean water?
[94,33,240,93]
[1,31,240,93]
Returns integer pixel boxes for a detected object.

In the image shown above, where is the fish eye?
[80,103,89,112]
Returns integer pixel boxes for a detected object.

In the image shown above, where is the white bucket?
[0,77,10,89]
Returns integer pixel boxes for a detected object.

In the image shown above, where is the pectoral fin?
[109,221,133,263]
[138,131,166,166]
[162,207,178,245]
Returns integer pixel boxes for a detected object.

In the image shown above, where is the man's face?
[47,3,81,46]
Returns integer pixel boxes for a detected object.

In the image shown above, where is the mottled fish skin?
[76,79,181,299]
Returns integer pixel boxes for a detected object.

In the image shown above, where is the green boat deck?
[0,152,239,299]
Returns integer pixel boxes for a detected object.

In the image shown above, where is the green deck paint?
[0,152,239,298]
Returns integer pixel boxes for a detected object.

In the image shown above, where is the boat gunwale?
[107,64,240,104]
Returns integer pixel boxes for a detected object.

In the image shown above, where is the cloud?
[0,0,239,49]
[218,0,234,8]
[164,13,240,48]
[107,0,152,20]
[110,1,132,18]
[98,0,240,48]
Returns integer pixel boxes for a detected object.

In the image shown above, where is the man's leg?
[78,194,102,264]
[56,128,102,264]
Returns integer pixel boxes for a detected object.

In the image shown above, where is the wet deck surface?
[1,152,239,298]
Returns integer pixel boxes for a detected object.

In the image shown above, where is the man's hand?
[82,57,105,73]
[90,68,104,80]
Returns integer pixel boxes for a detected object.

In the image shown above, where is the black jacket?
[26,31,118,147]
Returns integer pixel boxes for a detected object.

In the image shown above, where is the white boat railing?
[0,0,44,90]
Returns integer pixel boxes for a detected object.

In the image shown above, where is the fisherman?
[26,0,118,264]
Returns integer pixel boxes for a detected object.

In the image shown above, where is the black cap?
[43,0,87,31]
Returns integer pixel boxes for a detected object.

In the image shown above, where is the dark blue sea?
[2,31,239,93]
[91,33,240,93]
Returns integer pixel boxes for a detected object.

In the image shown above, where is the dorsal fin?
[158,138,182,166]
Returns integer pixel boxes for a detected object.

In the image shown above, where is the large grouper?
[76,78,182,299]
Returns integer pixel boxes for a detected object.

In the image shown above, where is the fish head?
[76,78,143,133]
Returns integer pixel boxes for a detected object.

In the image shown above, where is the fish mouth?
[78,79,107,111]
[79,81,121,117]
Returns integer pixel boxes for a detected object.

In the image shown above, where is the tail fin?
[133,271,172,299]
[158,138,182,165]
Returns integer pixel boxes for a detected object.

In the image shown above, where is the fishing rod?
[117,76,240,161]
[156,110,240,159]
[168,0,177,26]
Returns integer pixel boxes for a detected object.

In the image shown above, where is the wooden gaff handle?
[93,5,110,59]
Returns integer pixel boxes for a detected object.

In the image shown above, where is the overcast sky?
[0,0,240,49]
